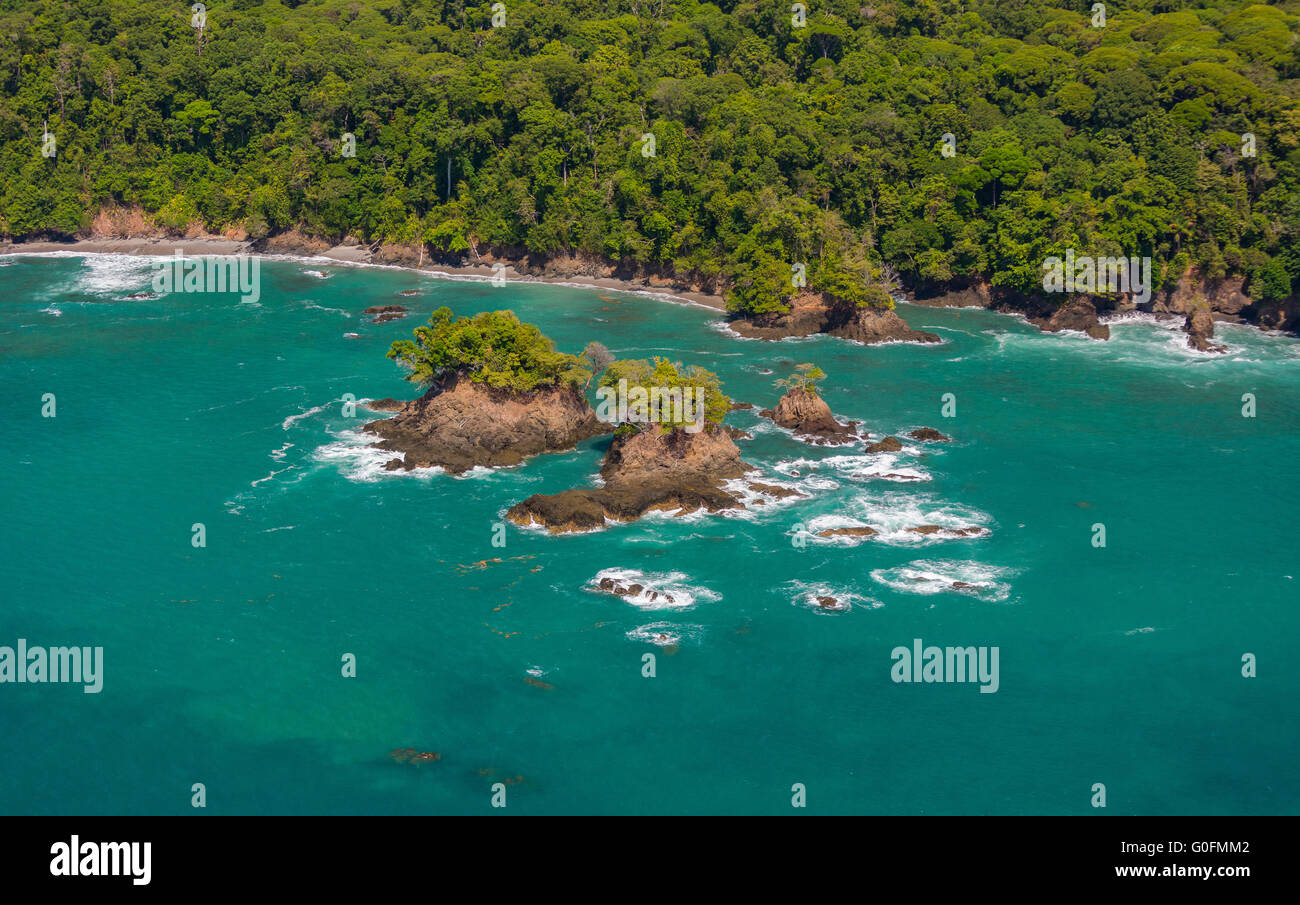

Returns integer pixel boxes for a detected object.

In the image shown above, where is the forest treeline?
[1,0,1298,314]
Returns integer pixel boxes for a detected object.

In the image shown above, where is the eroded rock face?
[507,425,748,532]
[865,436,902,453]
[1154,269,1251,318]
[829,306,941,345]
[1184,308,1227,353]
[365,374,610,474]
[728,295,940,344]
[1028,297,1110,340]
[767,388,859,444]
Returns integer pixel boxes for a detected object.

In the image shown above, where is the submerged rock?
[365,373,610,474]
[365,304,408,323]
[747,482,801,499]
[906,525,985,537]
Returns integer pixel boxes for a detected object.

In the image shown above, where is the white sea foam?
[40,306,62,316]
[586,567,720,610]
[626,622,704,646]
[803,492,991,547]
[251,465,298,487]
[303,301,350,316]
[774,452,929,484]
[786,581,882,614]
[301,269,330,279]
[719,473,808,513]
[281,403,330,430]
[870,560,1013,601]
[312,429,443,482]
[79,255,156,296]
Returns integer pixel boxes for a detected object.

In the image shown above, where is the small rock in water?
[908,427,950,443]
[817,526,877,538]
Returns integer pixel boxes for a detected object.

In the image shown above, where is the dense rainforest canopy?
[387,306,592,389]
[1,0,1298,314]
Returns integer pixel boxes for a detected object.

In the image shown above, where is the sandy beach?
[0,236,728,311]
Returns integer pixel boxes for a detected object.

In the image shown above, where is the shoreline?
[3,237,1295,343]
[0,236,729,311]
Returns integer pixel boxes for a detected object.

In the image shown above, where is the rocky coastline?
[363,374,610,475]
[5,231,1297,345]
[506,424,752,534]
[905,270,1300,346]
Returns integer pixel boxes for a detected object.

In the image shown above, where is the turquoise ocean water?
[2,253,1297,815]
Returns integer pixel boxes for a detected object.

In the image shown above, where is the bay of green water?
[2,253,1297,814]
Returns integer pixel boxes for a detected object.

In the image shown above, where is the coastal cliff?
[908,268,1300,339]
[726,292,940,344]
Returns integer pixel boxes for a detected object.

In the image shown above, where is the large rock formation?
[829,305,942,344]
[759,388,859,444]
[728,294,940,344]
[1184,307,1227,353]
[1153,269,1251,318]
[507,425,749,533]
[1025,296,1110,340]
[365,374,610,474]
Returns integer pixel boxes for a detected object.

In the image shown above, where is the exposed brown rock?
[1184,307,1227,353]
[365,397,404,412]
[817,526,877,538]
[1028,297,1110,340]
[829,305,942,345]
[766,387,859,444]
[865,436,902,453]
[365,304,408,323]
[365,373,610,474]
[907,282,994,308]
[1153,268,1251,318]
[907,427,950,443]
[728,294,940,344]
[507,425,748,533]
[904,525,985,537]
[748,482,801,499]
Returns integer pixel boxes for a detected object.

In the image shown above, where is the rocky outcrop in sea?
[364,373,610,474]
[507,425,750,533]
